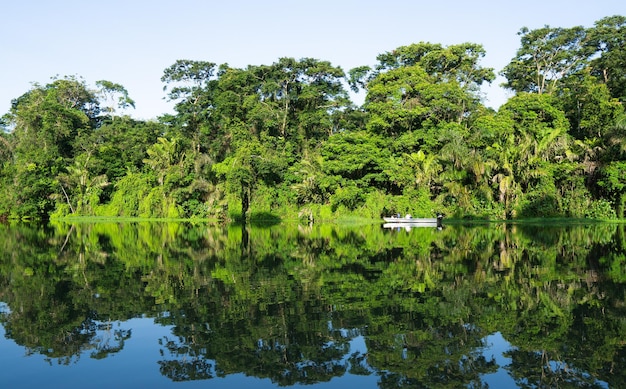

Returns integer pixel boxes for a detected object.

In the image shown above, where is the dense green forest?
[1,16,625,222]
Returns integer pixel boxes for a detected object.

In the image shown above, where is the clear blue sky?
[2,0,624,120]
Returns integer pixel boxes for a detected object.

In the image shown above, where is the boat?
[383,214,443,229]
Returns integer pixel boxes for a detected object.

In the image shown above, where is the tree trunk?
[241,184,250,224]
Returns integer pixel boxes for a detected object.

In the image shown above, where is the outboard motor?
[436,213,444,229]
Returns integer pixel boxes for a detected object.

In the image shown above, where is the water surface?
[0,221,623,388]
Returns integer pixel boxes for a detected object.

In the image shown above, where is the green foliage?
[90,118,163,181]
[588,15,626,103]
[585,199,618,219]
[100,171,153,217]
[330,184,365,211]
[363,42,494,137]
[383,186,438,218]
[95,80,135,116]
[1,17,626,221]
[501,25,591,94]
[365,65,477,136]
[597,161,626,218]
[518,188,561,218]
[321,130,391,190]
[556,69,624,148]
[2,77,98,218]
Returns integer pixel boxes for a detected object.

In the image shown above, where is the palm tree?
[410,150,442,190]
[605,115,626,158]
[292,157,325,204]
[487,140,520,218]
[59,154,109,214]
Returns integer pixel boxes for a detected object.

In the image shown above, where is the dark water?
[0,221,624,388]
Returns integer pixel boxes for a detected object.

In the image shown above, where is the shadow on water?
[249,212,282,227]
[230,211,282,227]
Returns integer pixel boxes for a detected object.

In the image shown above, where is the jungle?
[1,16,625,222]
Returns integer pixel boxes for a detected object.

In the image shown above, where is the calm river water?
[0,221,624,388]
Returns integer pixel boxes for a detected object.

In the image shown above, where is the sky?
[1,0,625,121]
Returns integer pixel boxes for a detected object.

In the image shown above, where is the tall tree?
[57,152,109,215]
[205,58,351,220]
[587,15,626,103]
[375,42,495,90]
[351,42,494,111]
[359,42,494,137]
[3,76,100,218]
[1,76,140,218]
[243,57,350,149]
[213,138,268,223]
[161,60,218,148]
[95,80,135,118]
[501,25,591,95]
[557,69,623,141]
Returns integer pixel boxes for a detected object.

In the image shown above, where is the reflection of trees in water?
[505,349,607,388]
[155,290,356,385]
[90,321,131,360]
[0,222,624,386]
[3,311,131,365]
[155,322,356,384]
[368,321,499,387]
[158,334,215,381]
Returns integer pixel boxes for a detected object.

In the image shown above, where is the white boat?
[383,214,443,229]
